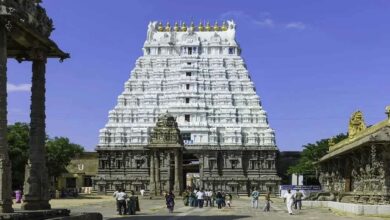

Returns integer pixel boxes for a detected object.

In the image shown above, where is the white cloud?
[253,18,275,28]
[220,10,249,20]
[220,11,306,31]
[7,83,31,92]
[285,22,306,30]
[221,11,275,28]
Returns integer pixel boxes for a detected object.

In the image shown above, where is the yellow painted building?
[57,152,98,194]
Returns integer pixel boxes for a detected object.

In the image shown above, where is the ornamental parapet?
[154,21,232,32]
[327,107,390,154]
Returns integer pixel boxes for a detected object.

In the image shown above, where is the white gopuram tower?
[94,21,280,195]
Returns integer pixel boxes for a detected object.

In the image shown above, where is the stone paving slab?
[59,197,386,220]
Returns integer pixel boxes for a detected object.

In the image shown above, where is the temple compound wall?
[94,148,279,196]
[317,107,390,204]
[93,20,280,196]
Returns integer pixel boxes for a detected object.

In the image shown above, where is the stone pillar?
[179,151,183,191]
[155,151,161,195]
[149,151,156,196]
[173,149,181,194]
[167,152,171,191]
[199,153,204,188]
[22,49,51,210]
[0,23,14,213]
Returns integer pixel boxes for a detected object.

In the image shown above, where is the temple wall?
[318,143,389,204]
[93,148,280,195]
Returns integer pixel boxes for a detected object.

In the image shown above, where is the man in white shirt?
[193,188,199,207]
[251,188,260,208]
[115,189,128,215]
[205,189,211,207]
[196,189,205,208]
[113,189,119,213]
[140,189,145,197]
[283,189,294,215]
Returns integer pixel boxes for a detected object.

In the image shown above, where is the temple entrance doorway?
[183,153,200,190]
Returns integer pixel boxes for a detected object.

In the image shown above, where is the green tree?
[288,133,348,178]
[7,122,84,190]
[46,137,84,183]
[8,123,30,189]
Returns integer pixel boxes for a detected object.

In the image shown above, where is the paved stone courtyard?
[12,196,386,219]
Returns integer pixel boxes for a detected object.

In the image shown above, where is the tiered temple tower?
[94,21,280,195]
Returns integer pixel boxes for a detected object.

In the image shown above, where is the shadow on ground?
[108,215,251,220]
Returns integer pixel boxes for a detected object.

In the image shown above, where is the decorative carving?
[328,137,335,147]
[3,0,54,37]
[149,113,182,145]
[348,111,366,138]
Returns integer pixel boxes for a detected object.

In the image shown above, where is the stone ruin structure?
[316,106,390,204]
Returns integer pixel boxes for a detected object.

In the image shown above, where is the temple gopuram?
[94,21,281,196]
[317,106,390,204]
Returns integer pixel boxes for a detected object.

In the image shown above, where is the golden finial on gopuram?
[165,21,171,32]
[190,21,195,31]
[213,21,220,31]
[157,21,164,32]
[221,21,228,31]
[173,22,180,31]
[198,21,205,31]
[181,22,188,32]
[205,21,211,31]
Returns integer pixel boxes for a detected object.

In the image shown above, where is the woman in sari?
[166,191,175,213]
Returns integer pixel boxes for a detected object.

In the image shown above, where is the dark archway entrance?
[183,153,200,190]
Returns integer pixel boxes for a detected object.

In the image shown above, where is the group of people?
[112,188,304,216]
[250,189,273,212]
[113,189,140,215]
[283,189,304,215]
[182,188,233,209]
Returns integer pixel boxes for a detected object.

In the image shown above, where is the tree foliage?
[46,137,84,179]
[8,123,30,189]
[7,122,84,190]
[288,133,348,175]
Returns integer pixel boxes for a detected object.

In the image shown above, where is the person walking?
[205,189,211,207]
[115,189,128,215]
[263,192,273,212]
[127,190,139,215]
[193,188,199,207]
[251,188,260,208]
[140,188,145,197]
[182,189,189,206]
[211,190,216,207]
[294,189,304,210]
[113,188,119,213]
[166,191,175,213]
[15,189,22,203]
[283,189,294,215]
[226,193,232,208]
[216,191,223,209]
[196,188,205,208]
[189,190,195,207]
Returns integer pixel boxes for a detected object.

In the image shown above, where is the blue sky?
[7,0,390,151]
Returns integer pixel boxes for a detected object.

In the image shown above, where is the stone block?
[363,204,378,215]
[377,205,390,215]
[305,201,390,216]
